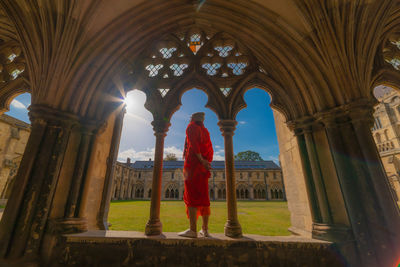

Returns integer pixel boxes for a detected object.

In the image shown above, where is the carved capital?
[218,120,237,137]
[151,119,171,135]
[316,99,375,128]
[28,105,80,129]
[288,116,322,136]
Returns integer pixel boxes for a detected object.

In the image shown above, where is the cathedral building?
[0,114,30,203]
[111,159,285,201]
[371,86,400,203]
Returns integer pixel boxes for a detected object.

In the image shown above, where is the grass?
[109,200,291,236]
[0,205,4,209]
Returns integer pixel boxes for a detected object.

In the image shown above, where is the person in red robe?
[178,112,213,238]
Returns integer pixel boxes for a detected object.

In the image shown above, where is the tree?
[164,153,178,161]
[234,150,263,161]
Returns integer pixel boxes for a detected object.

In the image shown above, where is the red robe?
[183,121,213,216]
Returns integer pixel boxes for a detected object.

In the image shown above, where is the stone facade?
[0,114,30,202]
[111,159,285,201]
[371,86,400,203]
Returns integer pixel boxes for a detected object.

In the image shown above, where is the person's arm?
[187,125,211,170]
[195,153,211,170]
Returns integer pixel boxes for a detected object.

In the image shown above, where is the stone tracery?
[137,28,261,101]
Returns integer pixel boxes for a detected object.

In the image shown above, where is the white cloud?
[118,146,227,162]
[215,145,221,149]
[238,121,246,125]
[213,149,225,160]
[11,99,26,109]
[118,146,184,162]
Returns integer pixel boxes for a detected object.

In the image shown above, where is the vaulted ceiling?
[0,0,398,123]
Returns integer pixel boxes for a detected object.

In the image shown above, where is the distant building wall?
[111,160,285,202]
[0,114,30,201]
[371,87,400,203]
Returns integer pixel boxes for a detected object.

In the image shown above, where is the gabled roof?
[123,160,280,170]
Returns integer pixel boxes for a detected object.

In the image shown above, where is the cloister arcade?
[0,1,399,266]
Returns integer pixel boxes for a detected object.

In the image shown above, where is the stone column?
[218,120,242,238]
[249,183,254,200]
[145,119,170,235]
[320,106,400,267]
[294,129,322,224]
[97,108,125,229]
[303,127,332,224]
[57,123,97,234]
[0,105,79,259]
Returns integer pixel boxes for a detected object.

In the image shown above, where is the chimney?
[127,157,131,164]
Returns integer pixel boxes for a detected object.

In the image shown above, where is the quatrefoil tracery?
[140,29,262,98]
[0,44,25,83]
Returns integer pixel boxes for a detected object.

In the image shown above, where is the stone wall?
[0,114,30,202]
[273,110,312,237]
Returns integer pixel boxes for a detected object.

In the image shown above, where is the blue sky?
[6,89,280,164]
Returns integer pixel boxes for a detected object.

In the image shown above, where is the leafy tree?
[234,150,263,161]
[164,153,178,161]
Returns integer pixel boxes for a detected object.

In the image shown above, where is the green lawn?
[109,200,291,236]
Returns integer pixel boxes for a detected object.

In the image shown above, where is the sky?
[5,88,280,164]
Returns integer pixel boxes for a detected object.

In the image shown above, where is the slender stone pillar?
[218,120,242,238]
[295,130,322,224]
[145,119,170,235]
[303,128,332,224]
[55,124,97,234]
[97,108,126,229]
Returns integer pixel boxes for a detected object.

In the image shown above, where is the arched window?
[164,183,179,199]
[148,189,152,198]
[375,133,382,143]
[262,189,266,199]
[140,189,144,198]
[384,129,389,141]
[223,189,226,199]
[278,190,283,199]
[245,189,249,199]
[218,189,222,199]
[210,189,214,199]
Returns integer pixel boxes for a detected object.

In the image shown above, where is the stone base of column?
[312,223,353,242]
[48,218,88,234]
[224,220,242,238]
[145,219,162,236]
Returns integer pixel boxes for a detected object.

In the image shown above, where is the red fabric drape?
[183,121,213,213]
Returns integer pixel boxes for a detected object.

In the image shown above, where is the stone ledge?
[50,230,345,266]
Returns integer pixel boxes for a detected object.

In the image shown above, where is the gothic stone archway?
[0,1,399,266]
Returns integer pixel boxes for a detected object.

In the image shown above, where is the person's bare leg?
[188,207,197,232]
[201,215,209,231]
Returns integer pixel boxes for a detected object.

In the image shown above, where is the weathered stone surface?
[50,231,345,267]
